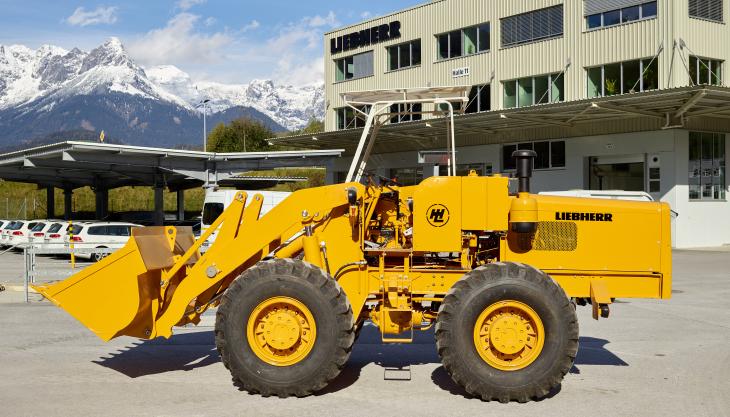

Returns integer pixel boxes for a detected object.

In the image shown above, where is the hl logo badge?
[427,204,450,227]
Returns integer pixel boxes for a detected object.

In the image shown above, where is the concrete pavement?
[0,250,728,416]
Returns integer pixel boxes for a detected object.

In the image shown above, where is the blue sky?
[0,0,421,85]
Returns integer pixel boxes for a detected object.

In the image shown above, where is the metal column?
[154,186,164,226]
[63,189,73,220]
[176,190,185,221]
[46,186,55,219]
[94,188,108,220]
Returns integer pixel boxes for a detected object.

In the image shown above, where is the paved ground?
[0,250,728,417]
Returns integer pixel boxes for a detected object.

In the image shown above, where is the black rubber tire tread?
[435,262,579,403]
[215,258,355,398]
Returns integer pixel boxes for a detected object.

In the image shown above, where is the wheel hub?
[489,314,528,355]
[262,310,302,350]
[247,297,316,366]
[473,300,545,371]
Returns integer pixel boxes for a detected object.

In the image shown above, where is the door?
[589,154,645,191]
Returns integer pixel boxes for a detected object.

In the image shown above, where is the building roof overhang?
[0,141,343,190]
[271,85,730,155]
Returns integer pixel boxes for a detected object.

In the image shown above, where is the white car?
[0,220,14,246]
[6,220,44,248]
[37,222,72,252]
[65,222,142,262]
[28,221,59,247]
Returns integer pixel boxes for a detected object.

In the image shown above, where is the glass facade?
[689,132,726,200]
[387,40,421,71]
[587,58,659,97]
[689,56,723,86]
[436,23,489,60]
[586,2,657,30]
[502,141,566,171]
[504,73,564,108]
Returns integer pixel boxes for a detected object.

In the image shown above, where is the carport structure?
[0,141,343,224]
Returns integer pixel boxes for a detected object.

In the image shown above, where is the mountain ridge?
[0,38,325,148]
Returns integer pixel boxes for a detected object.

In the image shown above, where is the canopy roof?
[273,85,730,155]
[342,86,471,105]
[0,141,342,191]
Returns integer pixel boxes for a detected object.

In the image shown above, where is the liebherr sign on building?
[330,21,401,54]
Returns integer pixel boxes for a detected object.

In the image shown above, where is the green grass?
[0,167,324,220]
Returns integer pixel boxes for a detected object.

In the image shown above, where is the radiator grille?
[533,221,577,251]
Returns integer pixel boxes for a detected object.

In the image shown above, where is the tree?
[206,117,274,152]
[298,118,324,135]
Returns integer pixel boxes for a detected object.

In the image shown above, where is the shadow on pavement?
[94,330,219,378]
[94,327,627,398]
[431,336,627,400]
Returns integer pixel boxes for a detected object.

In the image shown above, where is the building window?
[689,56,723,86]
[389,167,424,186]
[335,51,374,82]
[501,5,563,47]
[436,23,490,60]
[387,39,421,71]
[390,103,423,124]
[587,58,659,98]
[689,0,724,22]
[465,85,491,114]
[585,1,657,30]
[689,132,726,200]
[336,105,371,130]
[502,141,566,171]
[503,73,564,109]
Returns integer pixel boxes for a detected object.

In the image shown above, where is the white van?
[200,189,291,252]
[538,190,654,202]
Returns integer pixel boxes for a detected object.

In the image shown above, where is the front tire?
[435,262,578,403]
[215,258,355,397]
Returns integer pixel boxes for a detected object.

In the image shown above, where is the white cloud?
[360,11,372,19]
[127,13,232,67]
[242,20,260,32]
[305,11,339,28]
[66,6,118,27]
[204,16,216,27]
[176,0,206,11]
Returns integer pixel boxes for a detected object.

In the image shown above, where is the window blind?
[689,0,723,22]
[501,5,563,47]
[584,0,647,16]
[352,51,374,79]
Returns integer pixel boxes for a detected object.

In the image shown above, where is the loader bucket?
[32,226,196,341]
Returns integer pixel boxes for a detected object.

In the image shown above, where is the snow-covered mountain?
[0,38,324,149]
[146,65,324,131]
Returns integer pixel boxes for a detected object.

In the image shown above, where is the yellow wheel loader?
[34,88,671,402]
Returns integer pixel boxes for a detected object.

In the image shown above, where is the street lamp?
[196,99,211,151]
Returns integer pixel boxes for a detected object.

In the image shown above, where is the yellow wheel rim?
[247,296,317,367]
[473,300,545,371]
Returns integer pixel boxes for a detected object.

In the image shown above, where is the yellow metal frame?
[34,173,672,345]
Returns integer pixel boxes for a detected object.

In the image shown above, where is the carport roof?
[0,141,343,191]
[270,85,730,154]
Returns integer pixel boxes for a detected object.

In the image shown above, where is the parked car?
[65,222,142,262]
[6,220,43,248]
[28,221,60,247]
[38,222,73,252]
[0,220,15,246]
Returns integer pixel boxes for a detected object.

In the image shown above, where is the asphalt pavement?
[0,250,728,417]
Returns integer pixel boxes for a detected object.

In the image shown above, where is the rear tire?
[215,258,355,397]
[92,247,108,262]
[435,262,578,403]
